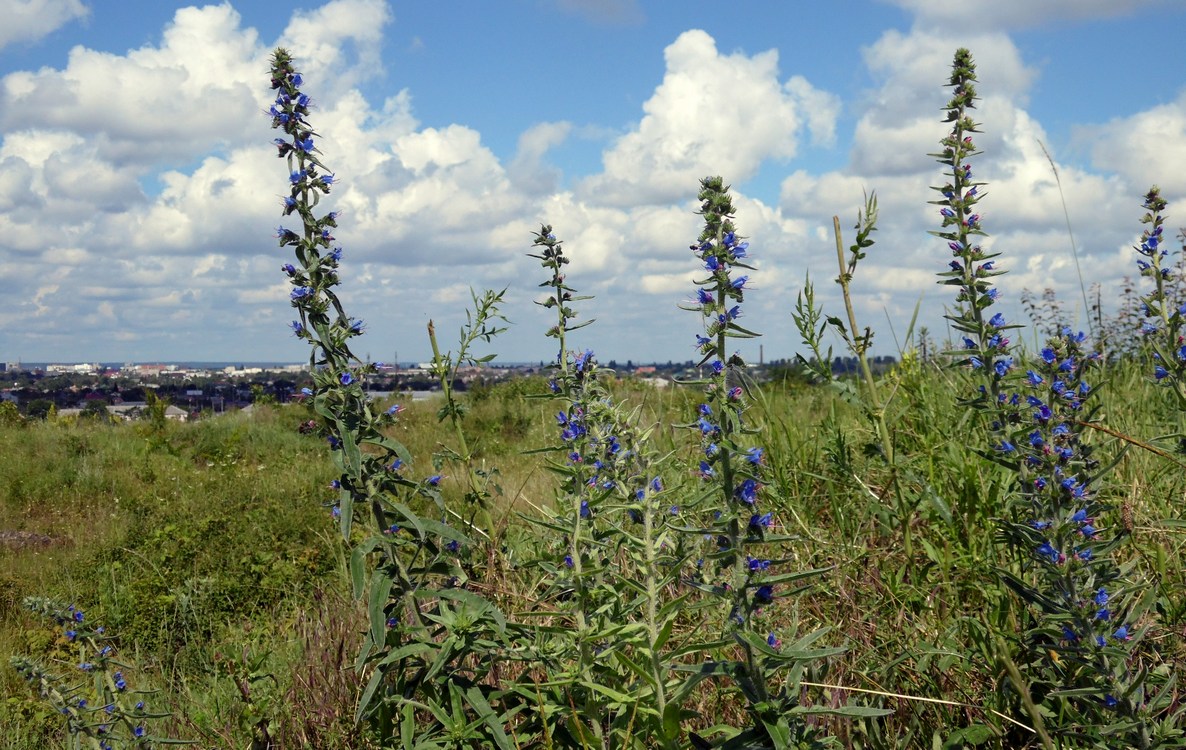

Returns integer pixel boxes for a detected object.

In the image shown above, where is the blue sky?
[2,0,1185,365]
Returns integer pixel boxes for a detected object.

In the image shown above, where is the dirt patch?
[0,530,71,550]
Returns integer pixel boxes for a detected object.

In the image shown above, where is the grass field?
[2,359,1183,749]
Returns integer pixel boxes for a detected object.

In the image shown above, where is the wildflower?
[767,633,782,649]
[753,585,775,605]
[427,475,442,486]
[735,478,759,504]
[290,320,303,336]
[747,556,771,572]
[749,512,773,530]
[1036,541,1062,563]
[563,554,574,568]
[339,372,353,386]
[745,447,763,464]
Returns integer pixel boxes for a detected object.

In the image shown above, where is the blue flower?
[340,372,353,386]
[753,585,775,605]
[746,556,770,572]
[735,478,758,504]
[428,475,442,486]
[749,512,773,530]
[746,447,763,464]
[988,312,1006,327]
[767,633,781,649]
[579,500,590,518]
[290,286,312,301]
[1036,542,1061,563]
[563,554,573,568]
[290,320,303,336]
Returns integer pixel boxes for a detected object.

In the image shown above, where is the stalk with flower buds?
[269,50,516,747]
[526,226,690,749]
[1135,188,1186,419]
[11,599,166,749]
[932,49,1016,408]
[682,177,854,748]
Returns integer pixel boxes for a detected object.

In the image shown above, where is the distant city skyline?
[2,1,1185,364]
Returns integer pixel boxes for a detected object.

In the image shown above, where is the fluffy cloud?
[0,0,88,51]
[580,30,839,207]
[0,3,1180,364]
[882,0,1177,30]
[1081,88,1186,196]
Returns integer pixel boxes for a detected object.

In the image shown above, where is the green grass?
[1,363,1183,748]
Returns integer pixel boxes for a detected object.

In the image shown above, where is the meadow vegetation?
[4,47,1186,750]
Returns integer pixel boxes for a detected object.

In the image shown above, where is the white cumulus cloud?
[0,0,88,51]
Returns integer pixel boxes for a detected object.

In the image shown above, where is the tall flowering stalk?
[932,49,1016,404]
[1135,188,1186,416]
[993,331,1185,747]
[926,50,1183,746]
[683,177,844,748]
[526,227,687,749]
[269,50,515,747]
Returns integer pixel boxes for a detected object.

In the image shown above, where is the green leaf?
[464,686,515,750]
[944,724,996,747]
[356,668,384,724]
[368,571,394,646]
[349,539,378,599]
[762,719,791,750]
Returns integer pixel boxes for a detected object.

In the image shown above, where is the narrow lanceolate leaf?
[368,571,394,646]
